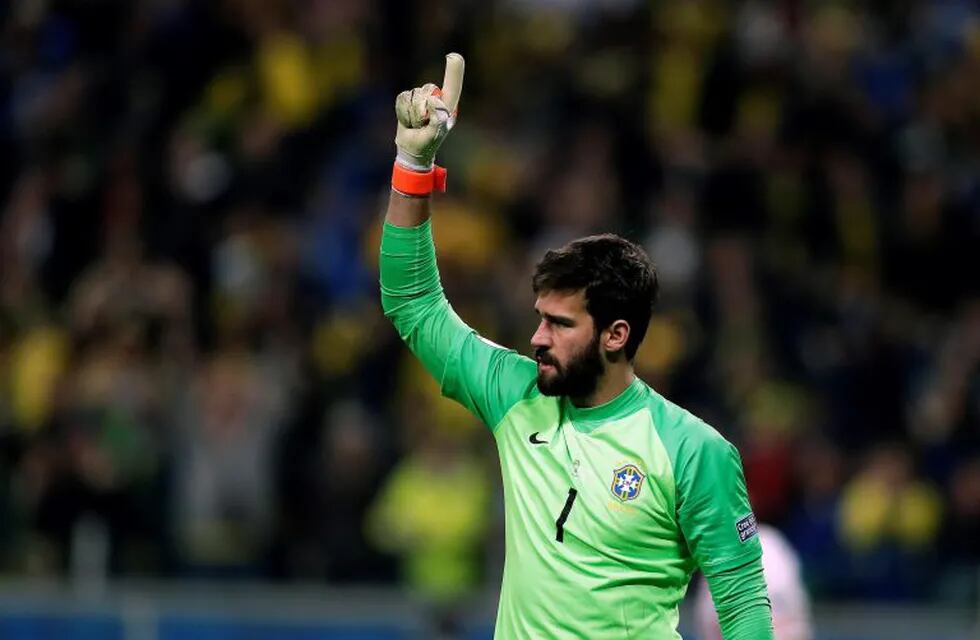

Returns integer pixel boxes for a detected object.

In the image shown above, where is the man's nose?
[530,320,551,350]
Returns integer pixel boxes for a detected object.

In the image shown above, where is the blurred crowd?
[0,0,978,608]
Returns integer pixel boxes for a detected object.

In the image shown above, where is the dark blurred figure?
[838,443,943,599]
[276,400,395,583]
[938,457,980,604]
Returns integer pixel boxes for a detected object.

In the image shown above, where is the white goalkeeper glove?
[394,52,465,172]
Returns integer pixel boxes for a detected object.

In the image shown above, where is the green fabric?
[380,221,773,639]
[652,400,764,574]
[704,559,774,639]
[380,220,536,429]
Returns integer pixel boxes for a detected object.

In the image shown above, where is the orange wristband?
[391,162,448,196]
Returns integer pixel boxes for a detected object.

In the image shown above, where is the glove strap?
[392,161,447,197]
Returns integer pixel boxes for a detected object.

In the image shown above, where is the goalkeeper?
[380,53,774,640]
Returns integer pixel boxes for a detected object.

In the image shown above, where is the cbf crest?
[610,464,645,502]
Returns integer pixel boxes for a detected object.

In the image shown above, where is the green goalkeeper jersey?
[380,221,772,639]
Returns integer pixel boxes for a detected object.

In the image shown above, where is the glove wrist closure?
[391,161,447,197]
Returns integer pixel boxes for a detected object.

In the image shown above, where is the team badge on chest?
[610,464,645,502]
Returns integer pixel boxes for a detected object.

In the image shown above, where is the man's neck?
[570,363,635,408]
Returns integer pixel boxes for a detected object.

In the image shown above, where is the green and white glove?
[394,53,465,171]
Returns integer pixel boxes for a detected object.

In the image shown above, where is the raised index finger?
[440,53,465,113]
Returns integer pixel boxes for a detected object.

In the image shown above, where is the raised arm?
[380,54,537,431]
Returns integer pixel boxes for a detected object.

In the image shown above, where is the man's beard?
[535,333,605,399]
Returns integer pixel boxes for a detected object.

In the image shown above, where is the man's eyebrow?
[536,309,575,326]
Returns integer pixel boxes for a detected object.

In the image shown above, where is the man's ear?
[603,319,631,359]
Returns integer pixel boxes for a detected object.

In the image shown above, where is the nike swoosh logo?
[529,432,548,445]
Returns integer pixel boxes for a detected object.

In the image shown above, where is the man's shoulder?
[639,382,730,455]
[469,334,537,375]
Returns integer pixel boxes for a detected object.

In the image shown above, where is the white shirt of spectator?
[693,524,813,640]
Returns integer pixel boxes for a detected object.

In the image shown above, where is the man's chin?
[537,372,601,399]
[536,374,563,396]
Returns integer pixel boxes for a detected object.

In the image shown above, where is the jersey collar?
[564,376,645,433]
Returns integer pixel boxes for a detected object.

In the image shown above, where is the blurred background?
[0,0,978,638]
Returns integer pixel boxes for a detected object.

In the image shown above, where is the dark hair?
[532,234,658,360]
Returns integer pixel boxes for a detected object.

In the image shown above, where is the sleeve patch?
[736,513,758,543]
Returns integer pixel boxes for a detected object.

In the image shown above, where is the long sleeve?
[660,413,774,640]
[705,557,774,639]
[379,220,537,430]
[379,220,469,379]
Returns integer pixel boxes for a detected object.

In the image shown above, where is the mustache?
[535,348,558,366]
